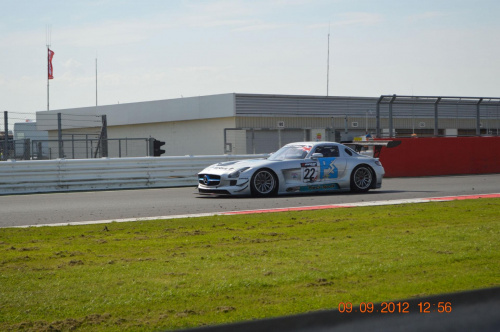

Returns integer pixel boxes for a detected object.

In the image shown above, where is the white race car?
[198,142,385,197]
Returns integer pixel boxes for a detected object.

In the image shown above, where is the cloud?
[234,22,290,32]
[55,19,167,47]
[184,0,255,17]
[62,58,82,69]
[176,66,222,74]
[332,12,384,26]
[309,12,384,29]
[407,11,447,22]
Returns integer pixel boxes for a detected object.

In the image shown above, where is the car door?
[315,145,347,183]
[281,145,315,185]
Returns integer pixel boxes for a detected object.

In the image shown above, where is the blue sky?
[1,0,499,119]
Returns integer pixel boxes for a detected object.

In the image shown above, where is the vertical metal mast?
[327,24,330,96]
[96,57,98,106]
[46,25,51,111]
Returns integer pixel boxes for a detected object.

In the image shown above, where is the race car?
[197,141,385,197]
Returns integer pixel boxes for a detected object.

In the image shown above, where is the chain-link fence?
[3,137,151,160]
[1,111,154,161]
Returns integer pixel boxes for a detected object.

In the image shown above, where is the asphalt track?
[1,174,500,228]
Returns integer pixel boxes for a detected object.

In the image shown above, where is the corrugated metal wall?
[236,116,333,128]
[234,94,500,133]
[235,94,377,117]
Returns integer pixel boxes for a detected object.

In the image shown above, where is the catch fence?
[1,111,153,160]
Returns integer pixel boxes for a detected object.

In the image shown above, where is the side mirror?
[311,153,323,159]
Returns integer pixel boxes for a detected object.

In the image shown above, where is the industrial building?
[35,93,500,158]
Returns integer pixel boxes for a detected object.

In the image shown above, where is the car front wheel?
[350,165,373,192]
[250,169,278,196]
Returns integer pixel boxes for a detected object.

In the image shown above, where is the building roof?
[36,93,500,131]
[36,93,237,130]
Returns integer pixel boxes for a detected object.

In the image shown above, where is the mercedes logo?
[203,175,209,185]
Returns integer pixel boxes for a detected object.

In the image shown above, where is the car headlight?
[228,167,250,178]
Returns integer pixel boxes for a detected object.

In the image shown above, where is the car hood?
[200,158,273,175]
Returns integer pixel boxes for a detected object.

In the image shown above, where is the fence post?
[434,98,441,137]
[3,111,8,160]
[389,95,396,138]
[148,137,154,157]
[71,134,75,159]
[57,112,63,158]
[100,115,108,157]
[37,142,43,159]
[476,98,483,136]
[376,96,382,138]
[23,139,31,160]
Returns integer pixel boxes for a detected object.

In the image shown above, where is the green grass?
[0,198,499,331]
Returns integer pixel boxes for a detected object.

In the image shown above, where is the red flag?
[48,48,54,79]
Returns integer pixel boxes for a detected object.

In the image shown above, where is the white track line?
[9,193,500,228]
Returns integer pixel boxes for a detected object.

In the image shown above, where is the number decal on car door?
[301,162,319,183]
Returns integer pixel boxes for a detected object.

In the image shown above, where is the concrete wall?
[48,117,237,157]
[39,94,238,156]
[37,93,236,130]
[377,137,500,177]
[110,117,236,156]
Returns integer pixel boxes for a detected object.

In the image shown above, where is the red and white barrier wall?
[376,137,500,177]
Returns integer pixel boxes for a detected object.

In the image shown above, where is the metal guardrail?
[0,154,269,195]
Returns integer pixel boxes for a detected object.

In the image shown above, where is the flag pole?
[47,46,50,111]
[46,25,51,111]
[326,23,330,97]
[96,57,98,107]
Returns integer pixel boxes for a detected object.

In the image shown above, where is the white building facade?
[36,93,499,158]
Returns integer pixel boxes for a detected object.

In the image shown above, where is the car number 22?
[302,166,319,182]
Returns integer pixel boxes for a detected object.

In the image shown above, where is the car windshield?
[268,145,310,161]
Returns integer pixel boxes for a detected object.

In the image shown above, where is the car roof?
[284,141,342,147]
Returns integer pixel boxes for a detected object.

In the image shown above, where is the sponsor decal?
[319,157,338,179]
[299,183,340,192]
[301,162,317,167]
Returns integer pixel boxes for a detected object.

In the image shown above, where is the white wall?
[110,117,236,156]
[47,116,236,156]
[37,93,236,130]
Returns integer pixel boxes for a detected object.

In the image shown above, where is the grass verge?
[0,198,499,331]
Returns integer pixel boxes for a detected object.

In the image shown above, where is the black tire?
[250,169,278,197]
[350,165,374,192]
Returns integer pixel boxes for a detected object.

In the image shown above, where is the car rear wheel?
[250,169,278,196]
[350,165,373,192]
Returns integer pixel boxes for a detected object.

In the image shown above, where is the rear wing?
[344,140,401,158]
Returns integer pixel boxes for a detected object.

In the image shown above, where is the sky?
[1,0,499,120]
